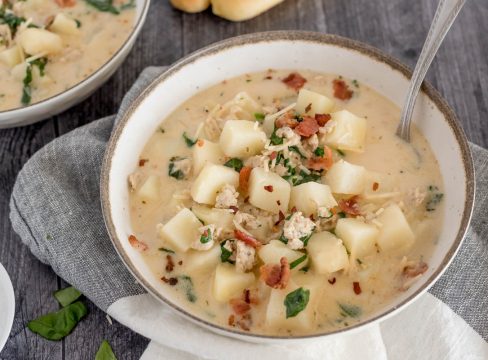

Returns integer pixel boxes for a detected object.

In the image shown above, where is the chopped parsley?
[178,275,197,303]
[200,229,212,244]
[288,146,306,159]
[338,303,362,318]
[182,132,197,147]
[270,126,284,145]
[337,211,347,218]
[224,158,243,172]
[158,247,175,254]
[254,112,265,122]
[0,10,26,36]
[300,232,313,247]
[220,240,234,264]
[84,0,120,14]
[314,146,325,157]
[168,156,186,180]
[284,287,310,318]
[21,58,48,106]
[289,254,307,270]
[284,170,321,186]
[426,185,444,212]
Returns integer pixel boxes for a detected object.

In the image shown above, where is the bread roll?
[211,0,284,21]
[170,0,210,13]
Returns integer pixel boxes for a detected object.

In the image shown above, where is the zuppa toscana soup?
[0,0,135,111]
[127,70,444,335]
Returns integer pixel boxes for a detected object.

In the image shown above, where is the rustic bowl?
[100,31,475,342]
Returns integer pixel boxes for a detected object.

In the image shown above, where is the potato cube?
[307,232,349,274]
[158,208,202,252]
[185,245,221,273]
[191,204,234,229]
[219,120,266,158]
[325,160,366,195]
[289,182,337,216]
[258,240,308,271]
[213,263,255,302]
[0,46,22,68]
[192,140,226,174]
[376,204,415,251]
[191,164,239,205]
[323,110,367,152]
[138,175,160,201]
[49,13,80,36]
[335,218,379,258]
[248,167,290,214]
[295,89,335,116]
[18,28,62,55]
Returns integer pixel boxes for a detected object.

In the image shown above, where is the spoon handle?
[396,0,466,142]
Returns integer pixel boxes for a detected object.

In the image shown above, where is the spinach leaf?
[31,57,48,76]
[426,185,444,212]
[95,340,117,360]
[254,112,265,122]
[178,275,197,303]
[338,303,362,318]
[0,11,26,35]
[21,65,33,105]
[168,156,186,180]
[53,286,82,307]
[289,254,307,269]
[284,287,310,318]
[158,247,175,254]
[84,0,120,14]
[224,158,243,172]
[27,301,88,340]
[220,240,234,264]
[182,132,197,147]
[288,146,306,159]
[291,171,321,186]
[314,146,325,157]
[279,233,288,244]
[300,232,313,247]
[270,126,283,145]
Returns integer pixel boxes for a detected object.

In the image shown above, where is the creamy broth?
[128,70,444,336]
[0,0,135,111]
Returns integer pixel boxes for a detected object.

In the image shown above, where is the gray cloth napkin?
[9,66,488,344]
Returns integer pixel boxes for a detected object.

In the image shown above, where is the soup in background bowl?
[101,32,474,341]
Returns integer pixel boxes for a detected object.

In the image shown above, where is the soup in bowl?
[101,32,474,340]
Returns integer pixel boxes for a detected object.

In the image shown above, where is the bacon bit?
[229,206,239,214]
[228,314,235,326]
[333,79,353,100]
[403,261,428,278]
[128,235,148,252]
[291,206,297,213]
[54,0,76,7]
[229,298,251,315]
[304,103,312,113]
[275,111,299,129]
[161,276,178,286]
[282,72,307,91]
[234,230,261,248]
[244,289,251,304]
[338,195,361,216]
[353,281,362,295]
[294,116,320,137]
[307,146,334,171]
[242,288,259,305]
[139,159,149,167]
[264,185,274,192]
[269,151,278,160]
[259,257,290,289]
[328,277,336,285]
[239,166,252,192]
[372,182,379,191]
[274,210,285,226]
[197,139,205,147]
[315,113,332,126]
[165,255,175,272]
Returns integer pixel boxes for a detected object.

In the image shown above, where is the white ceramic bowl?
[0,0,150,129]
[101,32,475,342]
[0,263,15,352]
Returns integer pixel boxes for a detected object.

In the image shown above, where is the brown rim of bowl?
[101,31,475,340]
[0,0,151,116]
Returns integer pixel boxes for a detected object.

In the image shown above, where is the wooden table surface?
[1,0,487,359]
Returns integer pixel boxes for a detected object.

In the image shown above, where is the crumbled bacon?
[372,182,379,191]
[234,230,261,248]
[229,298,251,315]
[315,113,332,126]
[338,196,361,216]
[307,146,333,171]
[161,276,178,286]
[274,210,285,226]
[333,79,353,100]
[294,116,319,137]
[239,166,252,192]
[259,257,290,289]
[282,72,307,91]
[243,289,259,305]
[197,139,205,147]
[128,235,148,252]
[165,255,175,272]
[264,185,274,192]
[353,281,362,295]
[275,111,299,129]
[138,159,149,167]
[403,261,428,278]
[328,277,336,285]
[55,0,76,7]
[228,314,235,326]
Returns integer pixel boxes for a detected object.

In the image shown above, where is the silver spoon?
[396,0,466,142]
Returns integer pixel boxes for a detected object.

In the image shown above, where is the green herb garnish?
[338,303,362,318]
[159,247,175,254]
[270,126,284,145]
[220,240,234,264]
[200,228,212,244]
[0,10,26,35]
[84,0,120,14]
[95,340,117,360]
[53,287,82,307]
[289,254,307,270]
[168,156,186,180]
[426,185,444,212]
[30,57,47,76]
[314,146,325,157]
[337,211,346,218]
[254,112,265,122]
[284,287,310,318]
[75,19,81,28]
[179,275,197,303]
[292,171,321,186]
[288,146,306,159]
[279,233,288,244]
[21,65,33,105]
[299,266,310,273]
[352,79,359,88]
[224,158,243,172]
[300,232,314,247]
[119,0,136,10]
[182,132,197,147]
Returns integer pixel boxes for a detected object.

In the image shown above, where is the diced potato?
[323,110,367,153]
[325,160,366,195]
[49,13,80,36]
[335,218,379,258]
[289,182,337,216]
[295,89,335,116]
[376,204,415,252]
[18,28,62,55]
[192,139,226,174]
[213,263,255,302]
[191,164,239,205]
[158,208,202,252]
[0,46,22,68]
[185,245,221,273]
[219,120,266,158]
[307,232,349,274]
[138,175,160,201]
[248,167,290,214]
[191,204,234,229]
[258,240,308,271]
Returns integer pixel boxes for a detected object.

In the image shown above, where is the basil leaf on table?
[284,287,310,318]
[95,340,117,360]
[53,286,82,307]
[27,301,88,340]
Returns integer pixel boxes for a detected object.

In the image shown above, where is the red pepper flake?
[304,103,312,113]
[228,314,235,326]
[138,159,149,167]
[264,185,274,192]
[328,277,336,285]
[165,255,175,272]
[197,139,205,147]
[353,281,362,295]
[315,113,332,126]
[269,151,278,160]
[234,230,261,248]
[239,166,252,193]
[333,79,353,100]
[372,182,379,191]
[229,206,239,214]
[282,72,307,91]
[275,210,285,226]
[294,116,320,137]
[128,235,148,252]
[338,195,361,216]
